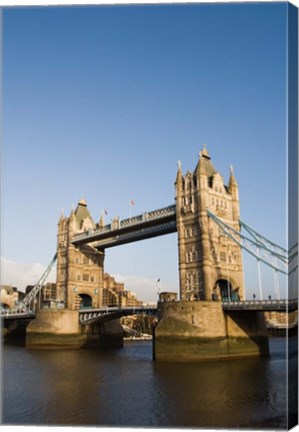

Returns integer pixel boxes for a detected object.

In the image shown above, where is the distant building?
[102,273,143,307]
[265,310,298,329]
[120,290,143,308]
[22,274,143,310]
[1,285,19,308]
[25,282,58,309]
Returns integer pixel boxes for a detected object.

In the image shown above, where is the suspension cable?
[10,253,57,314]
[207,210,288,275]
[239,219,287,253]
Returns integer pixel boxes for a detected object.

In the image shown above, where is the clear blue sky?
[2,3,289,301]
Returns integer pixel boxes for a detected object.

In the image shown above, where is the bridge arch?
[214,278,240,302]
[78,294,92,309]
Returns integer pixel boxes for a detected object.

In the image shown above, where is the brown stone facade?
[175,146,244,302]
[102,273,143,307]
[56,199,104,309]
[56,199,143,311]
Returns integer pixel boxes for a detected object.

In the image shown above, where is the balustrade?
[72,205,176,243]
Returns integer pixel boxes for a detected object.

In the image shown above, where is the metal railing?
[72,205,176,243]
[222,299,298,311]
[79,305,158,325]
[93,220,177,249]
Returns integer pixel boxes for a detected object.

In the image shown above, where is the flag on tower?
[104,209,108,215]
[130,200,135,206]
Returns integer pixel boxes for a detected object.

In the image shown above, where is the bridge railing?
[222,299,298,311]
[93,220,177,248]
[78,305,158,314]
[72,204,176,242]
[78,305,158,324]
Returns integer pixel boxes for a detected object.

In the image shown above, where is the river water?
[1,337,297,429]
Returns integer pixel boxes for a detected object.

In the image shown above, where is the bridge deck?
[1,311,35,320]
[1,300,297,321]
[79,306,158,325]
[222,299,298,312]
[71,205,177,248]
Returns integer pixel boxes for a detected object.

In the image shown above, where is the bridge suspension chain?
[239,219,287,253]
[4,253,57,315]
[240,219,298,275]
[207,210,289,275]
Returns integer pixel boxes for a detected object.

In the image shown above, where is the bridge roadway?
[79,305,158,325]
[1,300,297,323]
[71,204,177,249]
[222,298,298,312]
[1,311,36,320]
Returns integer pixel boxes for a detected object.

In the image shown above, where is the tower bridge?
[2,146,297,360]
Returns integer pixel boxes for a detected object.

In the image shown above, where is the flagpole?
[129,199,135,219]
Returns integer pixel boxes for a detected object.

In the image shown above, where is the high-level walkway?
[71,205,177,249]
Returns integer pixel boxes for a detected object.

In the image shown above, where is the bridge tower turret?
[228,165,240,221]
[175,146,244,302]
[56,199,104,309]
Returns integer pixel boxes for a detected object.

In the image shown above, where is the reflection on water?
[1,337,296,428]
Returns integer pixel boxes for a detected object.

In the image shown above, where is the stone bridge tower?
[175,146,244,302]
[56,199,104,309]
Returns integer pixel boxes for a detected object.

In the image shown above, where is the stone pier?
[153,301,269,361]
[26,309,124,349]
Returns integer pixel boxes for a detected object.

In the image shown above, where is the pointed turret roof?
[59,208,65,221]
[175,160,183,184]
[228,165,238,189]
[99,213,105,228]
[194,145,217,178]
[74,198,94,227]
[78,197,87,206]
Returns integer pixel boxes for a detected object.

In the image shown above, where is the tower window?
[186,273,192,291]
[220,252,227,262]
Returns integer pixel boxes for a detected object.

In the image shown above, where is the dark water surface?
[1,337,296,428]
